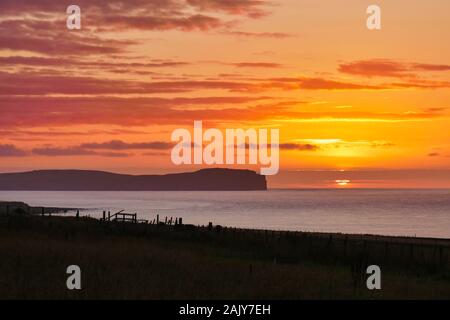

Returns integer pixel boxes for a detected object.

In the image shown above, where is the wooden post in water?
[179,217,183,225]
[164,216,168,224]
[76,210,79,220]
[108,211,110,221]
[157,214,159,224]
[41,207,44,216]
[102,211,106,221]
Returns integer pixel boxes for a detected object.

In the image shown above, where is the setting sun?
[335,179,351,186]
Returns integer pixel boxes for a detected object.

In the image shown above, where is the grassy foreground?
[0,212,449,299]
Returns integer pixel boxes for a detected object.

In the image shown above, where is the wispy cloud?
[0,144,27,157]
[220,31,293,38]
[81,140,174,150]
[292,139,395,148]
[32,146,129,157]
[0,72,390,96]
[278,143,320,151]
[0,94,445,128]
[229,62,283,68]
[339,59,450,78]
[23,140,175,157]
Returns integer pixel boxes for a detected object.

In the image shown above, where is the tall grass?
[0,214,449,299]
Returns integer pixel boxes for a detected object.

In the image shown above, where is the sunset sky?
[1,0,449,188]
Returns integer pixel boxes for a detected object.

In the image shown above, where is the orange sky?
[0,0,449,188]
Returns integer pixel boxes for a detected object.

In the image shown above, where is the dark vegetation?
[0,205,449,299]
[0,201,73,215]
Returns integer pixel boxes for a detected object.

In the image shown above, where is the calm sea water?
[1,189,449,239]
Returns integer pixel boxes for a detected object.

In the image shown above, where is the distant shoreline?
[0,200,77,215]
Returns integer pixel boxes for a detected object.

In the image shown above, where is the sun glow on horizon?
[335,179,351,187]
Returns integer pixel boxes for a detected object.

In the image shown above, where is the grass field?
[0,211,449,299]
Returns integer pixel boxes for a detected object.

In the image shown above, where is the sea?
[0,189,449,239]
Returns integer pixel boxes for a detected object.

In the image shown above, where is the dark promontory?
[0,168,267,191]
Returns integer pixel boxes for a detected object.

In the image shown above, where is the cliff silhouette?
[0,168,267,191]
